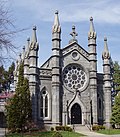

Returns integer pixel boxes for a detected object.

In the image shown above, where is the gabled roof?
[62,41,89,61]
[40,40,90,69]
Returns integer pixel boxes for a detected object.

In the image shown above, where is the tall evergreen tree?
[110,61,120,128]
[111,92,120,127]
[0,65,8,91]
[113,61,120,94]
[8,62,15,84]
[5,62,32,132]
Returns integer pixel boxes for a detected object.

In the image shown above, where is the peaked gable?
[62,41,89,61]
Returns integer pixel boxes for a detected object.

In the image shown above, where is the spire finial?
[31,25,37,42]
[27,37,30,42]
[19,53,22,63]
[104,37,107,41]
[55,10,58,14]
[19,53,21,59]
[27,37,30,46]
[90,16,93,22]
[22,46,25,60]
[102,37,110,59]
[33,26,36,30]
[89,16,94,32]
[23,46,25,51]
[52,10,61,33]
[88,17,96,40]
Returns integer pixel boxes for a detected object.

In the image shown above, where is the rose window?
[63,64,87,91]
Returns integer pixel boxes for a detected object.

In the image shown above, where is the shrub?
[55,126,60,131]
[55,126,72,132]
[52,131,63,137]
[68,127,73,132]
[61,126,65,131]
[9,128,16,133]
[65,126,72,132]
[99,125,105,130]
[51,127,54,131]
[16,128,21,133]
[92,125,99,131]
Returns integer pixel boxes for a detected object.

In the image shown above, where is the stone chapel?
[14,11,112,129]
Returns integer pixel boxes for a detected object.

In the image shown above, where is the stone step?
[74,124,91,132]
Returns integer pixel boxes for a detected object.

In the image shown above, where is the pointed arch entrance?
[71,103,82,124]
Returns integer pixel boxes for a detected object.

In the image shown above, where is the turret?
[88,17,98,125]
[29,26,39,122]
[102,37,111,129]
[24,38,30,79]
[51,11,61,125]
[29,26,39,84]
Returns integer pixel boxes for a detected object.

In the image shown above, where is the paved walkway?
[76,130,120,137]
[75,130,120,137]
[74,125,120,137]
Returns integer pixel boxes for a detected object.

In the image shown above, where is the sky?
[6,0,120,72]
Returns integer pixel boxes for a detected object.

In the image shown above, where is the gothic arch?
[68,94,86,125]
[71,103,82,124]
[39,86,51,120]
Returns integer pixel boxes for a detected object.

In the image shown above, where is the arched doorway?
[71,103,82,124]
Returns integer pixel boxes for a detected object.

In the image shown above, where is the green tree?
[0,65,8,91]
[113,61,120,95]
[8,62,15,83]
[0,62,15,92]
[111,92,120,127]
[5,62,32,132]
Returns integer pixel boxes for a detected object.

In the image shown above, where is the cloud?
[10,0,120,24]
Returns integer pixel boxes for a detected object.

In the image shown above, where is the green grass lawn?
[6,131,85,137]
[97,129,120,135]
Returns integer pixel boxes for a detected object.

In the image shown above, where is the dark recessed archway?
[71,103,82,124]
[0,112,6,127]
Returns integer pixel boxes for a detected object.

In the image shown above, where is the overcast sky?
[7,0,120,72]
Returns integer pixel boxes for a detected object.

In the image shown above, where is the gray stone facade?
[14,11,112,129]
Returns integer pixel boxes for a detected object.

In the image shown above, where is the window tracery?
[40,88,49,118]
[63,64,87,91]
